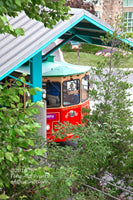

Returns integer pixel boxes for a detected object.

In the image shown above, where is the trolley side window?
[81,75,89,102]
[42,82,61,108]
[63,79,80,106]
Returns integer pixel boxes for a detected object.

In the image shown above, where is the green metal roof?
[16,58,90,77]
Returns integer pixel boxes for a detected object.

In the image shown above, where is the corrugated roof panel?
[0,23,44,59]
[0,19,50,73]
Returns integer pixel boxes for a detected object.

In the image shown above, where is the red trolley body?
[46,100,89,142]
[41,57,90,142]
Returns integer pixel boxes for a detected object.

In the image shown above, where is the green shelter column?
[30,51,46,139]
[30,51,42,102]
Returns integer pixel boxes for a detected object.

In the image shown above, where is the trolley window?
[81,75,89,102]
[42,81,61,108]
[63,79,80,106]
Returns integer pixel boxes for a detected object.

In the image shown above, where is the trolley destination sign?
[47,114,56,120]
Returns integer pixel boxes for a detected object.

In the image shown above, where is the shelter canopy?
[0,8,133,81]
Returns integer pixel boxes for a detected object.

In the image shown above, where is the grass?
[62,52,105,67]
[62,51,133,68]
[121,56,133,68]
[61,43,105,54]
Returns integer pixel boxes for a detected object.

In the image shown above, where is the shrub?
[80,43,105,54]
[0,78,48,199]
[61,43,105,54]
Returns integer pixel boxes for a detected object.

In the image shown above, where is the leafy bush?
[80,43,105,54]
[0,77,48,199]
[60,43,76,52]
[86,29,133,186]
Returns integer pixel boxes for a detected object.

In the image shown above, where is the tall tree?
[51,17,133,198]
[0,0,69,36]
[83,18,133,184]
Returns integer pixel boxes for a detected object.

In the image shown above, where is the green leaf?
[35,149,46,156]
[0,194,9,199]
[43,166,51,171]
[36,101,44,107]
[11,96,19,102]
[40,0,45,6]
[7,145,12,151]
[29,88,36,95]
[0,16,8,23]
[18,154,24,161]
[35,87,42,92]
[0,17,5,28]
[20,141,28,148]
[17,103,23,108]
[4,24,14,33]
[27,139,34,146]
[0,112,4,119]
[28,158,38,165]
[26,149,34,156]
[16,81,22,86]
[19,89,24,95]
[31,107,39,114]
[22,72,27,77]
[20,77,26,83]
[66,179,72,187]
[0,150,4,162]
[11,103,16,108]
[15,28,24,36]
[19,195,28,199]
[15,0,21,6]
[5,152,13,162]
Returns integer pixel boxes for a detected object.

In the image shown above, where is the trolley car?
[15,55,90,142]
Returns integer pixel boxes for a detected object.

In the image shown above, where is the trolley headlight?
[69,110,75,117]
[42,89,46,99]
[46,124,50,130]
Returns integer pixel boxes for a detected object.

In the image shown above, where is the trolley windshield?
[63,79,80,106]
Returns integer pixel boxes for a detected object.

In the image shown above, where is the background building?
[93,0,133,32]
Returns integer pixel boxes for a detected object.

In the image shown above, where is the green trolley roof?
[16,58,90,77]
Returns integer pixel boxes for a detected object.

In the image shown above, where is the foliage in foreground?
[0,0,69,36]
[0,78,48,199]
